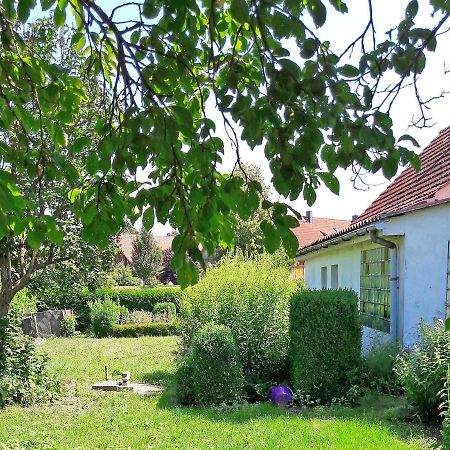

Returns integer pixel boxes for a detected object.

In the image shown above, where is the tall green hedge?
[289,289,361,403]
[41,287,182,331]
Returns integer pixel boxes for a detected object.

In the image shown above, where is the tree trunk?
[0,289,14,319]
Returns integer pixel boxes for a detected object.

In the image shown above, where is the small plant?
[153,302,176,320]
[176,324,244,406]
[396,319,450,425]
[88,296,129,338]
[363,340,402,394]
[0,314,61,407]
[9,289,37,316]
[439,367,450,448]
[289,289,361,404]
[60,314,77,337]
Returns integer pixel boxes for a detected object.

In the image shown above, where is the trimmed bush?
[176,324,243,406]
[44,287,182,331]
[396,320,450,425]
[89,297,128,338]
[181,252,297,380]
[112,322,180,337]
[289,289,361,404]
[153,302,176,319]
[60,314,77,337]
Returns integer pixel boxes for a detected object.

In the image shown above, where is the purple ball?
[269,385,293,407]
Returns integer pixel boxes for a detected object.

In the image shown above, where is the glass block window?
[360,247,390,333]
[321,266,327,289]
[446,242,450,317]
[331,264,338,289]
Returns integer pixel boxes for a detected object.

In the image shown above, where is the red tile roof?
[298,125,450,255]
[117,233,174,263]
[355,125,450,223]
[292,217,351,249]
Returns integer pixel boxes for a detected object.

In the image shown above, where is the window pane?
[321,266,327,289]
[360,248,390,333]
[331,264,338,289]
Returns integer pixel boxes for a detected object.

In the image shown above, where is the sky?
[31,1,450,234]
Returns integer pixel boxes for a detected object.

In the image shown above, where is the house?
[116,233,174,265]
[291,212,351,279]
[297,126,450,350]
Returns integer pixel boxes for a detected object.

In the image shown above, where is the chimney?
[352,214,359,222]
[305,210,313,223]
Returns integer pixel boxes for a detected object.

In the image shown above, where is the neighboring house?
[291,212,351,279]
[116,233,174,265]
[297,126,450,349]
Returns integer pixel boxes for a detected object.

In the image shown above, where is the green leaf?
[27,227,45,250]
[281,229,299,258]
[54,5,66,28]
[230,0,248,23]
[177,260,198,288]
[406,0,418,19]
[260,220,280,254]
[308,0,327,27]
[303,184,317,206]
[318,172,340,195]
[143,0,158,19]
[68,188,81,203]
[48,226,64,246]
[142,207,154,230]
[446,318,450,332]
[41,0,55,10]
[18,0,36,22]
[2,0,16,19]
[398,134,420,147]
[70,136,91,153]
[339,64,360,78]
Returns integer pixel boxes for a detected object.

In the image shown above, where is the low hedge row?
[111,322,180,337]
[41,287,182,331]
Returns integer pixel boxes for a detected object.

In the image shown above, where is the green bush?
[153,302,176,319]
[112,322,180,337]
[110,262,141,287]
[0,314,61,407]
[44,287,182,331]
[10,289,37,316]
[181,253,297,380]
[60,314,77,337]
[363,340,401,393]
[176,324,243,406]
[125,310,155,324]
[289,289,361,404]
[396,320,450,425]
[89,297,129,338]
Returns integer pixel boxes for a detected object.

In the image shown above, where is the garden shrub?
[153,302,176,319]
[60,314,77,337]
[112,322,180,337]
[10,289,37,316]
[110,262,141,287]
[289,289,361,404]
[181,252,297,380]
[396,320,450,425]
[176,324,243,406]
[89,296,128,338]
[125,310,155,324]
[45,287,182,331]
[363,340,401,393]
[0,314,61,407]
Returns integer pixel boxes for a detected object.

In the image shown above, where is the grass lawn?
[0,336,438,450]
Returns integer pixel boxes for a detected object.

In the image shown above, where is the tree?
[131,229,163,286]
[159,249,178,285]
[0,0,447,313]
[0,19,113,316]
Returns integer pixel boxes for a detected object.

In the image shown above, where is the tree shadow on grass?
[155,388,439,447]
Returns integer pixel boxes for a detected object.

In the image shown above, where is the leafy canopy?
[0,0,447,286]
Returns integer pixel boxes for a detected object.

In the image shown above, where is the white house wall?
[381,202,450,345]
[300,201,450,350]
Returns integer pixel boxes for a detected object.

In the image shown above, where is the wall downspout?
[369,230,400,343]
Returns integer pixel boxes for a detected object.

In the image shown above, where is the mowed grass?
[0,336,438,450]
